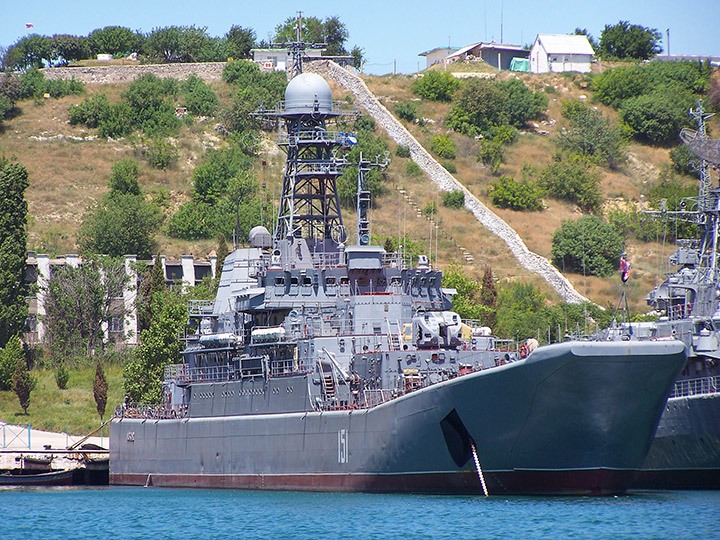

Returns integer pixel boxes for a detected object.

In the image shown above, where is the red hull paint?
[111,468,635,496]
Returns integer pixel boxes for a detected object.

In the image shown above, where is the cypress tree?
[10,338,35,414]
[0,162,30,348]
[93,361,108,421]
[215,234,229,282]
[136,254,166,333]
[480,266,498,329]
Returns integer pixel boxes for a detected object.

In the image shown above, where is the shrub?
[396,144,411,158]
[670,144,699,176]
[488,176,543,211]
[181,74,219,116]
[538,156,603,213]
[478,140,504,175]
[442,190,465,209]
[552,215,623,277]
[109,158,141,195]
[497,78,548,128]
[395,101,417,122]
[223,59,261,85]
[123,73,180,137]
[98,102,133,138]
[488,124,519,145]
[141,138,178,170]
[68,94,110,128]
[430,135,456,159]
[18,68,47,100]
[558,100,627,168]
[423,201,437,217]
[620,91,695,144]
[442,161,457,173]
[54,364,69,389]
[406,161,422,177]
[412,71,459,102]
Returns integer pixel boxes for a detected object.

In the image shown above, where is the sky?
[2,0,718,75]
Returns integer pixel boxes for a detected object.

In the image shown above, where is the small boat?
[0,468,74,486]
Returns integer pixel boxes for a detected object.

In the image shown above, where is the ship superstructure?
[109,63,687,496]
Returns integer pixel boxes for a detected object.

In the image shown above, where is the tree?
[619,92,695,145]
[136,255,166,334]
[0,335,24,390]
[108,158,141,195]
[273,15,350,55]
[143,26,213,63]
[50,34,90,64]
[538,156,603,213]
[43,257,129,360]
[412,71,460,102]
[87,26,141,56]
[181,74,219,116]
[441,263,493,322]
[597,21,662,60]
[0,162,30,348]
[480,266,498,329]
[93,361,109,421]
[552,215,623,277]
[495,282,547,341]
[558,100,627,168]
[11,341,35,414]
[5,34,51,69]
[215,234,229,279]
[488,175,544,211]
[225,25,256,59]
[573,28,598,50]
[124,289,187,403]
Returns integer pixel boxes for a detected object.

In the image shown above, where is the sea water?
[1,487,718,539]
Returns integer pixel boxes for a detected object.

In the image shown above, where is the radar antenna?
[270,11,327,79]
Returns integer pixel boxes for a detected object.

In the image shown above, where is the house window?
[109,316,124,333]
[26,315,37,333]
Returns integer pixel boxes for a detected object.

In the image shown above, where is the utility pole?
[666,28,670,56]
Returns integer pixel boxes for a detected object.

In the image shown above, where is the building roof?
[419,46,460,57]
[533,34,595,55]
[446,41,526,60]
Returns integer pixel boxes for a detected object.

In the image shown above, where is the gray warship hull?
[110,340,685,495]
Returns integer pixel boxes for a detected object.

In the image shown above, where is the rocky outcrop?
[307,60,589,304]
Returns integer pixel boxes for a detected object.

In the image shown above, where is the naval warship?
[610,102,720,489]
[109,61,687,496]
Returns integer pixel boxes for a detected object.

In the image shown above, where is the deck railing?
[669,375,719,398]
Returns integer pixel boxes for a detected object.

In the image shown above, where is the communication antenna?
[356,151,389,246]
[270,11,327,79]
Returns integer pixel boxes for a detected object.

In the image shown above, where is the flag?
[25,23,34,28]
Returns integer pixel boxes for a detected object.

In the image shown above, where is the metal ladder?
[386,319,402,351]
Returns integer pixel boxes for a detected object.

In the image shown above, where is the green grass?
[0,363,125,436]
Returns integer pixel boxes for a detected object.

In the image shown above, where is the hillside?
[0,61,704,314]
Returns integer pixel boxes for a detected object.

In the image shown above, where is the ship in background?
[612,102,720,489]
[109,37,687,495]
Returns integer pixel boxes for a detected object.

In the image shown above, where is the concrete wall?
[41,62,228,84]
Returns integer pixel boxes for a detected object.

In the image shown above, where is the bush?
[558,100,627,168]
[54,364,69,389]
[488,124,519,145]
[446,78,546,136]
[670,144,699,176]
[488,176,543,211]
[442,161,457,173]
[430,135,456,159]
[109,158,141,195]
[167,201,215,240]
[396,144,410,158]
[223,59,261,85]
[620,91,695,144]
[181,74,219,116]
[123,74,180,137]
[98,102,133,138]
[423,201,437,217]
[79,192,160,258]
[141,138,178,170]
[552,215,623,277]
[442,190,465,209]
[412,71,459,102]
[395,101,417,122]
[406,161,422,177]
[538,156,603,213]
[478,140,504,175]
[68,94,110,128]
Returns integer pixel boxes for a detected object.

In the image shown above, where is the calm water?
[1,487,718,539]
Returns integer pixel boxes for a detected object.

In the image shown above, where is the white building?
[418,47,460,69]
[530,34,595,73]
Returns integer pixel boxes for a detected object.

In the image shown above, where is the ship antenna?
[271,10,326,79]
[356,151,389,245]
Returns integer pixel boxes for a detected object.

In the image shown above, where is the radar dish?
[680,128,720,165]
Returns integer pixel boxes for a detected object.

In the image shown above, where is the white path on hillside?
[307,60,589,304]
